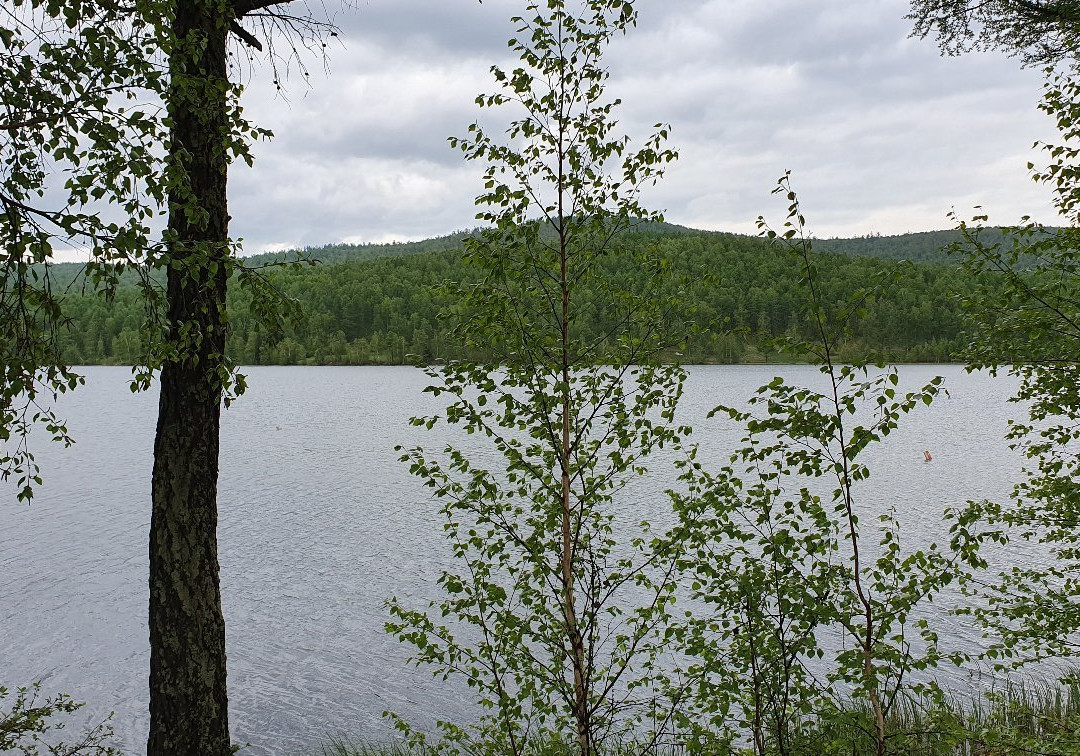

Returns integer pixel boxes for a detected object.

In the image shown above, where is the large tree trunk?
[148,0,232,752]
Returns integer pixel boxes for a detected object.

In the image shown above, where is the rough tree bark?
[147,0,232,752]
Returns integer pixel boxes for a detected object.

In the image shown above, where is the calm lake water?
[0,365,1030,754]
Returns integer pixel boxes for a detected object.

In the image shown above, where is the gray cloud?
[333,0,517,54]
[228,0,1062,252]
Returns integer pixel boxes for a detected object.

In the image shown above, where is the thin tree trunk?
[743,593,766,756]
[865,633,886,756]
[558,192,589,754]
[552,15,589,749]
[561,246,590,756]
[148,0,232,752]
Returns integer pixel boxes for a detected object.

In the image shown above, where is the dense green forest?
[813,227,1001,262]
[52,226,975,366]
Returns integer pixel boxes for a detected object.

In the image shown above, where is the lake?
[0,365,1030,754]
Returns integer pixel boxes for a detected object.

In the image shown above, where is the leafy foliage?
[1,0,167,500]
[907,0,1080,67]
[0,682,119,755]
[386,2,690,754]
[1,0,319,501]
[949,67,1080,664]
[672,177,979,755]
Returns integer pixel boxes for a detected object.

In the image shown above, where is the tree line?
[52,227,976,367]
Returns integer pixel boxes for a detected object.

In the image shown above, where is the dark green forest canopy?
[43,222,1006,290]
[814,227,1005,262]
[40,221,697,288]
[49,225,982,366]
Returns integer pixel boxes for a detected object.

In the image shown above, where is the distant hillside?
[242,220,698,267]
[249,224,1055,268]
[39,221,699,288]
[40,224,1055,291]
[53,226,974,366]
[241,229,477,268]
[811,227,1061,264]
[268,223,995,268]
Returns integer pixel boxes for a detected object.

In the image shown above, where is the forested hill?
[242,229,477,267]
[246,224,1001,267]
[242,220,700,267]
[40,222,985,291]
[55,227,975,366]
[813,228,1006,263]
[38,221,696,288]
[38,230,481,290]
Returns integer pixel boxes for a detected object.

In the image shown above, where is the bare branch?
[229,19,263,50]
[231,0,296,18]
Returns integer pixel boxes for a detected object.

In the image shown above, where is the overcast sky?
[229,0,1060,253]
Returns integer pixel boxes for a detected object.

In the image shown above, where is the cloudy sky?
[229,0,1060,253]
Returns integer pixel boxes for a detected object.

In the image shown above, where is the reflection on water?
[0,365,1027,754]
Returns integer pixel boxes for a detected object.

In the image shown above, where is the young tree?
[675,177,976,755]
[387,2,683,754]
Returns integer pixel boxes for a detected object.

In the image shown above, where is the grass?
[319,740,427,756]
[317,734,697,755]
[317,677,1080,755]
[752,678,1080,755]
